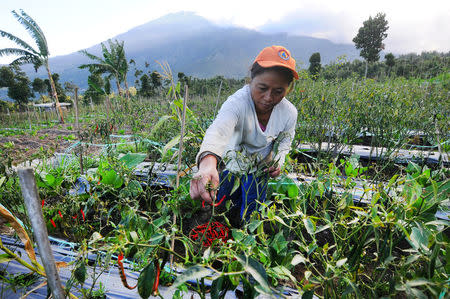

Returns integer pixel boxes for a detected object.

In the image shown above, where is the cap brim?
[256,60,299,80]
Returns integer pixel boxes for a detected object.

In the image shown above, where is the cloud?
[255,3,450,54]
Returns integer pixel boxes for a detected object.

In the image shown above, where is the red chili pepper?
[50,219,56,228]
[118,252,136,289]
[94,124,99,133]
[72,215,78,220]
[58,210,63,219]
[152,260,160,295]
[202,195,226,208]
[81,209,85,221]
[41,200,45,208]
[215,195,226,206]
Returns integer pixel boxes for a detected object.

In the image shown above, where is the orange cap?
[254,45,299,80]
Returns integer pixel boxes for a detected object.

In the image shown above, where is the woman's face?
[250,70,290,115]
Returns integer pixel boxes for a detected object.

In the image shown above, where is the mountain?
[12,11,360,90]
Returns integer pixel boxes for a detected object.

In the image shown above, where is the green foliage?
[0,66,15,87]
[31,77,46,94]
[353,12,389,63]
[0,9,62,108]
[385,53,395,68]
[0,57,448,298]
[308,52,321,80]
[7,73,33,106]
[138,74,153,97]
[79,39,129,98]
[290,76,449,165]
[0,66,33,106]
[44,73,67,101]
[84,73,105,105]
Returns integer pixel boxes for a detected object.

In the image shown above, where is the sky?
[0,0,449,64]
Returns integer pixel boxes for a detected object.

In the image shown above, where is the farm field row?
[0,76,449,298]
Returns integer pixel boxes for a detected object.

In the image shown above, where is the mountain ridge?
[4,11,360,90]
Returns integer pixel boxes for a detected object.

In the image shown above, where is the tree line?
[307,12,449,81]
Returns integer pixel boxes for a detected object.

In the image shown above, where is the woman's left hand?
[267,166,281,178]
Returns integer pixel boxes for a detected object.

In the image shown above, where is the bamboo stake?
[74,87,84,175]
[170,85,188,268]
[26,106,32,130]
[74,87,79,131]
[18,168,65,299]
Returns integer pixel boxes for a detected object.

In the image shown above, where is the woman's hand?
[267,166,281,178]
[189,155,219,204]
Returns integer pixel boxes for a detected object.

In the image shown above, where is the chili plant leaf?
[0,176,6,188]
[291,253,307,266]
[162,134,180,157]
[149,115,171,137]
[101,169,123,188]
[235,254,271,295]
[138,262,156,299]
[303,217,316,235]
[247,220,261,233]
[287,184,299,198]
[119,153,147,169]
[302,290,314,299]
[0,253,14,264]
[74,260,86,285]
[408,226,430,252]
[45,174,56,187]
[168,265,212,292]
[211,275,232,299]
[336,258,348,268]
[230,177,240,196]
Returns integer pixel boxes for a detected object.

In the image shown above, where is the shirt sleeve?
[196,95,241,164]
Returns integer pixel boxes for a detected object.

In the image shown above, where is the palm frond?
[18,10,47,43]
[11,10,48,57]
[79,63,115,73]
[0,30,38,55]
[10,55,40,69]
[79,50,104,63]
[0,48,35,58]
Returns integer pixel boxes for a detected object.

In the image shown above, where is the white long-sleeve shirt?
[197,84,298,174]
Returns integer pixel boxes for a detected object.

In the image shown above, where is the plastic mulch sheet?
[0,235,301,298]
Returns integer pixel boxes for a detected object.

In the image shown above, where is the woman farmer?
[190,45,298,225]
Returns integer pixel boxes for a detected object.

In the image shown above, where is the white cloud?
[0,0,448,65]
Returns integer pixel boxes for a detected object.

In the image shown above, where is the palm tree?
[0,10,64,122]
[79,40,130,100]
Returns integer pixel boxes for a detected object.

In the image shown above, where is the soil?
[0,124,103,166]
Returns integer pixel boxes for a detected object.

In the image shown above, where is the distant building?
[33,102,71,111]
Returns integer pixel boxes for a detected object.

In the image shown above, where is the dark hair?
[250,62,294,84]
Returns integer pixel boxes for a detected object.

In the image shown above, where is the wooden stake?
[18,168,66,299]
[170,85,188,268]
[26,106,32,131]
[74,87,79,131]
[74,87,84,175]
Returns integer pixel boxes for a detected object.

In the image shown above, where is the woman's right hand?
[189,155,219,204]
